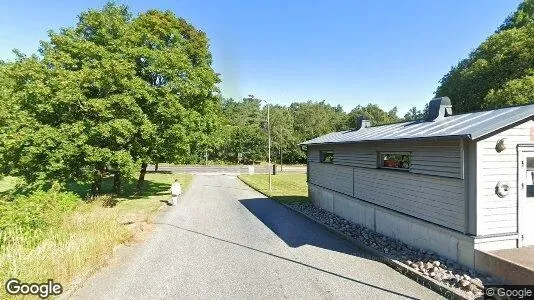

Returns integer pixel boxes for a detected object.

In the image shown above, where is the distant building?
[301,97,534,269]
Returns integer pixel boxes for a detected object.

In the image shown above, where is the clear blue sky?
[0,0,521,115]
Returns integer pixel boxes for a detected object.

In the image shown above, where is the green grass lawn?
[114,172,193,219]
[0,172,193,299]
[238,173,308,204]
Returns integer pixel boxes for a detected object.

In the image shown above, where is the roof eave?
[300,134,471,146]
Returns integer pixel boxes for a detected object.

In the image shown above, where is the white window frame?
[320,150,334,164]
[378,151,411,171]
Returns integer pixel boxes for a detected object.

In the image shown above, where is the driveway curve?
[72,174,442,299]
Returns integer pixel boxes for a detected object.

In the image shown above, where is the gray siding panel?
[328,141,464,179]
[334,153,376,168]
[307,148,320,163]
[411,146,462,178]
[308,163,353,196]
[353,168,465,231]
[307,140,467,232]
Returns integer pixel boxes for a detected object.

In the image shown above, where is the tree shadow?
[239,197,369,256]
[147,170,172,174]
[159,199,173,206]
[65,177,171,200]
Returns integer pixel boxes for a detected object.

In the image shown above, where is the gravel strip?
[287,202,500,298]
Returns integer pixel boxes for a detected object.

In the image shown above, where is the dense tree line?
[207,97,419,164]
[435,0,534,112]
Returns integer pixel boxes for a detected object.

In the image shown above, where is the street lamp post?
[262,99,272,191]
[267,102,272,191]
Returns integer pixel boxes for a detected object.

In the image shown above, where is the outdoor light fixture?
[495,138,506,153]
[300,145,308,151]
[495,181,510,198]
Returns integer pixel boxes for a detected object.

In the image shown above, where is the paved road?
[72,175,442,299]
[152,164,306,175]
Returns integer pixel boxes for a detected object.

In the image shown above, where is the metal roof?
[301,103,534,145]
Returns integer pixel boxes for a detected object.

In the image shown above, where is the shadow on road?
[239,198,366,254]
[152,221,419,300]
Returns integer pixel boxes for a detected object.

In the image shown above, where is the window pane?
[380,153,410,170]
[527,157,534,171]
[527,169,534,198]
[320,151,334,163]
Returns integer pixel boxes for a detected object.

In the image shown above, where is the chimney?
[425,97,453,122]
[356,116,371,130]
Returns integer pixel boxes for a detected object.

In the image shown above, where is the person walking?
[170,179,182,206]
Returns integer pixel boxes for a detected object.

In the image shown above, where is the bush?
[100,195,118,207]
[0,183,80,247]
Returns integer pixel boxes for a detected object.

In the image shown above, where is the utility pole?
[267,102,272,191]
[261,99,272,191]
[205,149,208,166]
[280,147,282,172]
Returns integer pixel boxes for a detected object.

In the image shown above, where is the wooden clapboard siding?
[322,141,463,179]
[307,147,320,163]
[334,152,377,168]
[308,142,467,232]
[411,146,462,178]
[308,163,353,196]
[353,167,465,231]
[476,120,534,235]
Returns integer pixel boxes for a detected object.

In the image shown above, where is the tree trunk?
[137,162,148,192]
[113,172,122,195]
[155,162,159,172]
[90,172,103,200]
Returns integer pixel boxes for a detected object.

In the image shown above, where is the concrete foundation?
[309,183,521,269]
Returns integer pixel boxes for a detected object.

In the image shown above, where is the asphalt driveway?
[72,175,442,299]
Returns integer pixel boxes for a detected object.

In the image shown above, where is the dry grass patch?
[0,172,192,299]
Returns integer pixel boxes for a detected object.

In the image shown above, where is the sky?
[0,0,522,115]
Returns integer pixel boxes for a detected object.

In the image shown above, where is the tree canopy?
[435,0,534,113]
[347,104,400,127]
[0,3,220,195]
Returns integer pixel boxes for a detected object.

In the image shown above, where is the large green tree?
[403,104,428,122]
[2,5,150,195]
[267,105,297,165]
[127,9,220,187]
[290,101,347,140]
[435,0,534,112]
[221,96,263,127]
[346,103,400,127]
[0,3,220,195]
[217,96,268,163]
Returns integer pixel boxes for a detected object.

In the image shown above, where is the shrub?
[0,183,80,247]
[100,195,118,207]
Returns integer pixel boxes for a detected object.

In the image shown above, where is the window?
[379,152,411,170]
[526,157,534,198]
[320,151,334,163]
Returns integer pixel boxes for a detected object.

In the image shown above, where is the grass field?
[0,172,192,299]
[238,173,308,204]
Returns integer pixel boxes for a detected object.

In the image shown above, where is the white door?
[518,147,534,246]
